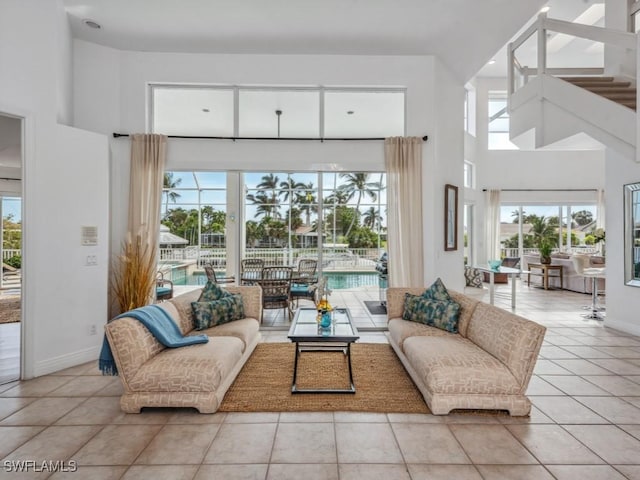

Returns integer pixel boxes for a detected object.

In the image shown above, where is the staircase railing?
[508,12,637,96]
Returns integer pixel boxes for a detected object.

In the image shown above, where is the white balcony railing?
[508,12,636,96]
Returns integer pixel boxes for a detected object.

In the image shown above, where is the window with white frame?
[488,91,518,150]
[630,0,640,32]
[151,85,405,138]
[464,87,476,136]
[463,160,474,189]
[152,87,234,136]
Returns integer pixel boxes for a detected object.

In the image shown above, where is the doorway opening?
[0,113,23,385]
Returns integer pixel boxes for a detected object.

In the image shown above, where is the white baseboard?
[33,345,101,377]
[604,318,640,337]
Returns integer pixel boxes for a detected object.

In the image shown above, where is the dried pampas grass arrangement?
[110,234,157,314]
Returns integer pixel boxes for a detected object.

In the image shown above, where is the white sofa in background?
[522,254,605,294]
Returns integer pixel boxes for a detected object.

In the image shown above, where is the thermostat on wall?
[81,226,98,246]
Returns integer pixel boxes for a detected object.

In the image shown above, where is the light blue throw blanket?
[99,304,208,375]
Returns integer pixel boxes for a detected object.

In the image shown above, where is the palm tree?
[362,207,382,230]
[246,191,276,219]
[297,182,316,225]
[324,190,350,206]
[256,173,281,219]
[510,209,523,223]
[163,172,182,216]
[528,215,557,247]
[338,173,380,237]
[572,210,593,226]
[279,177,306,203]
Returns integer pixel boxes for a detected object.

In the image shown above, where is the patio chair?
[290,259,318,308]
[258,266,293,322]
[203,263,235,284]
[155,271,174,301]
[241,258,265,285]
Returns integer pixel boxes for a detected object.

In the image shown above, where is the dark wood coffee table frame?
[287,307,359,394]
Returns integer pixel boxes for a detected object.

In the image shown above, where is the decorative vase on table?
[319,310,332,329]
[540,255,551,265]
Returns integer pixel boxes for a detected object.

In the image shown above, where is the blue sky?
[2,197,21,223]
[500,205,597,224]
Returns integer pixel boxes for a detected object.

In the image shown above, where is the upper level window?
[488,91,518,150]
[151,85,405,138]
[464,88,476,136]
[239,89,320,138]
[324,90,404,138]
[630,0,640,32]
[464,160,474,189]
[152,87,234,136]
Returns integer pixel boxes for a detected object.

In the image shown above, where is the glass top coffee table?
[287,307,360,394]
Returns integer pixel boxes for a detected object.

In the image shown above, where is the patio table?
[474,265,524,310]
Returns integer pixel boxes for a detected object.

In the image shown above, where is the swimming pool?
[173,270,379,289]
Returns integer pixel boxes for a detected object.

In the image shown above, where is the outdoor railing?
[500,246,599,258]
[2,249,21,261]
[159,246,384,271]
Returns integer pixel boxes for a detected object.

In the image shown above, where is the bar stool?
[571,256,605,320]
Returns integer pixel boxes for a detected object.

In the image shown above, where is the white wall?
[56,0,73,126]
[604,148,640,335]
[35,125,109,374]
[0,0,110,377]
[73,43,464,288]
[429,60,465,291]
[469,77,606,266]
[73,40,121,134]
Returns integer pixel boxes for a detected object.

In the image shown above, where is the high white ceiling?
[63,0,545,82]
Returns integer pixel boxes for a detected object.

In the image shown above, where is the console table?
[527,263,563,290]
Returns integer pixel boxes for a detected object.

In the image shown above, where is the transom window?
[151,85,405,138]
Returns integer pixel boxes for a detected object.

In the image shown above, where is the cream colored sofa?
[105,285,262,413]
[386,288,545,416]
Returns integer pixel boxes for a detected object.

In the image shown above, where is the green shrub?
[4,255,21,269]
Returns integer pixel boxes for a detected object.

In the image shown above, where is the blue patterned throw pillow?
[191,294,245,330]
[422,277,452,302]
[198,281,231,302]
[402,293,461,333]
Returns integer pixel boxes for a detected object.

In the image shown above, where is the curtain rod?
[112,133,428,142]
[482,188,597,192]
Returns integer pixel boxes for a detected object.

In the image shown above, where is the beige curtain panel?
[484,189,501,264]
[128,133,167,242]
[385,136,424,288]
[127,134,167,305]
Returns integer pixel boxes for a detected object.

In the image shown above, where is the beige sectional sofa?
[386,287,545,416]
[105,285,262,413]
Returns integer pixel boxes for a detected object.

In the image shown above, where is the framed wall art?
[444,184,458,251]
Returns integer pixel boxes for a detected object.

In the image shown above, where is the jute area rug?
[219,343,430,413]
[0,295,21,324]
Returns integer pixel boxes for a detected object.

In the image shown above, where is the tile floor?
[0,280,639,479]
